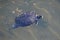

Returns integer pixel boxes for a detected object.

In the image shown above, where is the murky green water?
[0,0,60,40]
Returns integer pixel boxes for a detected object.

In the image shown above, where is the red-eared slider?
[11,11,43,29]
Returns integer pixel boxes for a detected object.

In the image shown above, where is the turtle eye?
[37,16,43,19]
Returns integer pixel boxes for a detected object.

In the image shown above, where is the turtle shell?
[14,11,37,27]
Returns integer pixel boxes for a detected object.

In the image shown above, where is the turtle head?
[36,15,43,20]
[34,15,43,24]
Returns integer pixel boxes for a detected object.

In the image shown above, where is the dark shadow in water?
[0,0,8,4]
[56,0,60,3]
[0,31,5,37]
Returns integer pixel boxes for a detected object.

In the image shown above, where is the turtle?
[8,11,43,36]
[10,11,43,29]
